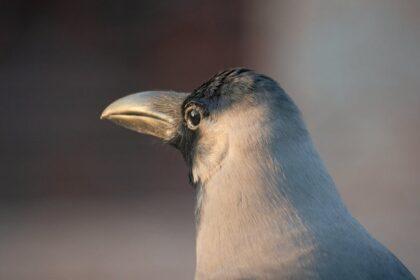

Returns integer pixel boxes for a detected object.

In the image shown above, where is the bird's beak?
[101,91,188,141]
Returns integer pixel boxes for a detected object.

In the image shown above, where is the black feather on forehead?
[183,68,252,108]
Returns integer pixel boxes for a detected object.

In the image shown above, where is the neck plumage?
[192,112,351,279]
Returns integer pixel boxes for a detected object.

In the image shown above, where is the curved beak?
[101,91,188,141]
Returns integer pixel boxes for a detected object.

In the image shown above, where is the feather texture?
[188,69,414,279]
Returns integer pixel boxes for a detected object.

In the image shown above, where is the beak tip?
[100,110,108,120]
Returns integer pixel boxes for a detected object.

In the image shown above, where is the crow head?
[101,68,304,185]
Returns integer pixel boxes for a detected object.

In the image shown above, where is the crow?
[101,68,415,279]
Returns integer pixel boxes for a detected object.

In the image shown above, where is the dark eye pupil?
[189,109,201,126]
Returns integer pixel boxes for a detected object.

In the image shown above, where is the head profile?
[101,68,305,175]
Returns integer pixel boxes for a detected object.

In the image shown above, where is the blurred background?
[1,0,419,279]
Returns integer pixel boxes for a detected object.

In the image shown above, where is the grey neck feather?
[192,98,353,279]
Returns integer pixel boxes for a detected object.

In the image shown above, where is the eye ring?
[184,106,203,130]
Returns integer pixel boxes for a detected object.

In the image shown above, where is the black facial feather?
[182,67,253,111]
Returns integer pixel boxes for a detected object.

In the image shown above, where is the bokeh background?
[1,0,419,279]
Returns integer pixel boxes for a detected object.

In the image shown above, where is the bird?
[101,68,415,279]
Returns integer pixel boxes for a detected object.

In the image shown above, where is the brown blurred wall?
[0,0,245,197]
[1,1,245,279]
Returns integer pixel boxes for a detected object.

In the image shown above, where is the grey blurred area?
[0,0,419,279]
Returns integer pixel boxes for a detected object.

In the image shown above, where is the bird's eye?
[185,107,202,130]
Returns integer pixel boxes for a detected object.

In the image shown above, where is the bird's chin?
[105,114,176,141]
